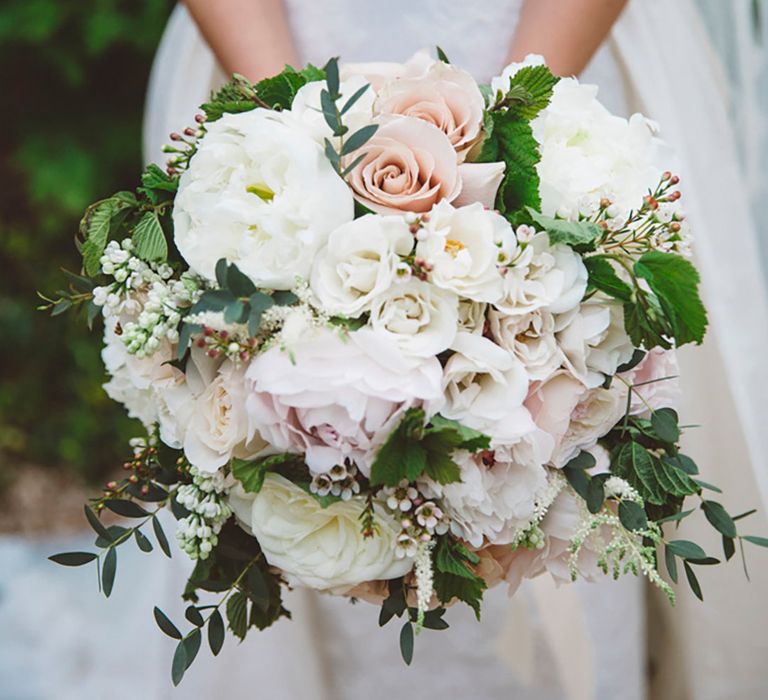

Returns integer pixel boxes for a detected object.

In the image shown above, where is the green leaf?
[153,516,172,558]
[617,349,647,373]
[103,499,150,518]
[667,540,707,560]
[134,529,153,552]
[247,292,275,335]
[271,290,298,306]
[232,454,301,493]
[183,628,202,670]
[500,64,559,120]
[651,408,680,443]
[141,164,179,193]
[185,606,204,627]
[226,591,249,640]
[80,199,114,276]
[722,536,736,561]
[528,210,602,253]
[208,609,225,656]
[433,570,486,620]
[655,508,695,525]
[369,409,426,486]
[254,69,307,110]
[618,500,648,531]
[586,475,606,514]
[84,505,111,540]
[732,509,757,522]
[743,535,768,548]
[565,451,597,471]
[584,256,633,301]
[226,262,257,297]
[171,640,188,686]
[340,83,370,116]
[341,124,378,155]
[436,46,450,63]
[421,608,450,630]
[634,251,708,346]
[433,537,486,618]
[702,501,737,538]
[664,545,678,583]
[427,415,491,452]
[693,479,722,493]
[435,537,481,580]
[400,622,414,665]
[132,211,168,262]
[48,551,97,567]
[247,567,270,610]
[421,446,461,485]
[94,525,128,549]
[102,547,117,597]
[683,560,703,601]
[564,464,589,500]
[324,56,340,97]
[154,606,182,639]
[298,63,326,82]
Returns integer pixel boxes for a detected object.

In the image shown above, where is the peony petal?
[455,161,506,209]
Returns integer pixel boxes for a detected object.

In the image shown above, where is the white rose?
[159,349,264,472]
[173,108,353,290]
[416,201,506,302]
[490,54,546,99]
[456,299,488,335]
[488,308,562,381]
[532,77,668,219]
[495,232,587,315]
[245,328,443,475]
[555,301,635,388]
[287,75,375,146]
[439,332,533,441]
[368,278,459,358]
[229,474,412,592]
[310,215,414,317]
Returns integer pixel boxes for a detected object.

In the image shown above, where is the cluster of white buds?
[509,470,566,550]
[382,480,451,559]
[310,462,361,501]
[128,434,157,458]
[495,223,534,266]
[413,539,435,632]
[175,467,232,560]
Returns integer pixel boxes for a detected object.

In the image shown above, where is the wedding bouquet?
[45,50,766,682]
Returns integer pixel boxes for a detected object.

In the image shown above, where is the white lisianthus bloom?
[439,332,533,441]
[420,434,551,547]
[368,278,459,358]
[490,54,546,101]
[310,215,414,317]
[245,328,443,475]
[287,75,375,146]
[416,201,506,303]
[229,474,412,592]
[488,308,562,381]
[556,301,635,388]
[532,77,667,219]
[173,108,353,290]
[495,232,587,316]
[161,350,265,473]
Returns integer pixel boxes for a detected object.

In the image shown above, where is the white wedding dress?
[3,2,767,699]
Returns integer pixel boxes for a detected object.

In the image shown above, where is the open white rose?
[456,299,488,335]
[310,215,414,317]
[556,301,635,388]
[495,232,587,316]
[229,474,412,592]
[173,108,353,290]
[245,327,443,475]
[532,77,668,219]
[368,278,459,358]
[439,332,533,441]
[288,74,375,146]
[376,59,484,160]
[416,201,506,303]
[488,308,562,381]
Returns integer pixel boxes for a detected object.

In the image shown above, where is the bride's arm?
[184,0,298,81]
[508,0,628,76]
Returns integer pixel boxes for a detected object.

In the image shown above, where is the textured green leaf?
[427,415,490,452]
[584,256,633,301]
[499,64,559,120]
[529,210,602,252]
[132,211,167,262]
[232,454,299,493]
[226,591,249,640]
[254,69,307,109]
[80,199,114,275]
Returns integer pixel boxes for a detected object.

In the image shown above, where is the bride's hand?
[508,0,628,76]
[184,0,298,82]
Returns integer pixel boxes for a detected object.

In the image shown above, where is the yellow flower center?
[444,238,465,257]
[246,184,275,201]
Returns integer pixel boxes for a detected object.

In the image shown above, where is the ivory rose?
[346,116,505,214]
[376,60,485,159]
[229,474,412,591]
[310,215,414,317]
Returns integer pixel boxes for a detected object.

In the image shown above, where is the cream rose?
[375,60,485,159]
[488,308,562,381]
[341,49,434,90]
[416,201,506,302]
[173,109,353,289]
[229,474,412,592]
[310,215,414,317]
[346,116,504,214]
[368,278,459,358]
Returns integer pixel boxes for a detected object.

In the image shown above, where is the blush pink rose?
[346,116,505,215]
[621,348,681,416]
[375,61,485,160]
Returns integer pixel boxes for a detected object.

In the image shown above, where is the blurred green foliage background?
[0,0,174,487]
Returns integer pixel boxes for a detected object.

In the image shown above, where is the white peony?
[490,54,546,100]
[245,327,443,475]
[310,215,414,317]
[532,77,668,219]
[456,299,488,335]
[495,232,587,316]
[229,473,412,592]
[556,301,635,388]
[487,308,562,381]
[287,74,375,146]
[416,201,506,302]
[173,108,353,290]
[368,278,459,358]
[421,436,551,547]
[439,332,533,441]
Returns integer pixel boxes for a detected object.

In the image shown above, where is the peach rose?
[375,61,485,160]
[346,116,504,215]
[341,49,434,90]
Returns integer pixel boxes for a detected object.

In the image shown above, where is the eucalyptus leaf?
[667,539,707,560]
[400,621,414,665]
[48,551,97,567]
[618,500,648,531]
[153,516,172,558]
[102,548,117,597]
[154,606,182,640]
[702,501,737,538]
[208,609,225,656]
